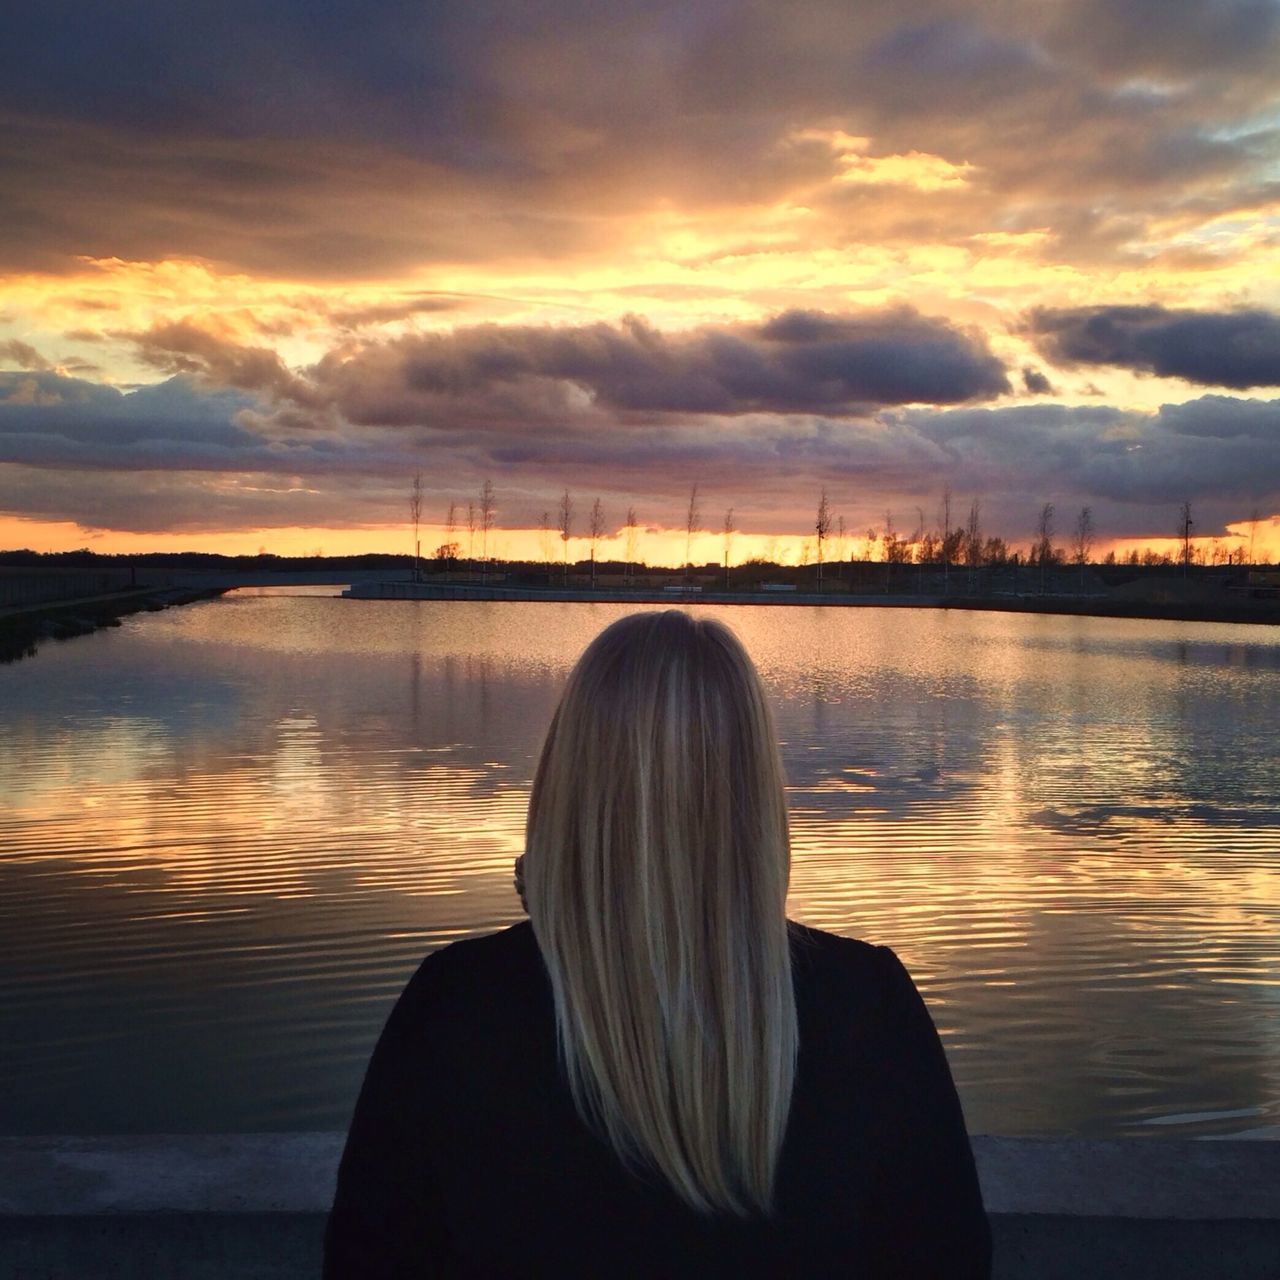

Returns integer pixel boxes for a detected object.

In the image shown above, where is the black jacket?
[324,920,991,1277]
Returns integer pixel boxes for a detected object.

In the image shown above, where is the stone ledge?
[974,1135,1279,1220]
[0,1135,339,1217]
[2,1136,1278,1280]
[1,1134,1276,1221]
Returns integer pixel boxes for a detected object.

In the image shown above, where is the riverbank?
[1,1134,1275,1278]
[342,578,1280,626]
[0,586,231,663]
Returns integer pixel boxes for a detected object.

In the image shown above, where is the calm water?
[1,590,1277,1139]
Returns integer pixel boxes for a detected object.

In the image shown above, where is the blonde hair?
[524,610,796,1216]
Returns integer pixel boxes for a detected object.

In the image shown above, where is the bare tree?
[939,485,953,594]
[912,505,926,589]
[466,500,477,575]
[965,498,982,590]
[588,497,606,589]
[538,510,554,566]
[408,472,423,582]
[1248,503,1261,566]
[983,536,1010,565]
[684,484,701,583]
[965,499,981,561]
[1071,505,1094,591]
[882,511,895,592]
[940,526,966,569]
[558,489,573,586]
[1035,502,1055,593]
[815,489,832,591]
[836,514,848,581]
[1178,500,1194,576]
[445,500,458,570]
[624,506,639,583]
[478,479,496,578]
[722,507,736,591]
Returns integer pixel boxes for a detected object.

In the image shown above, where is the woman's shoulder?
[788,919,888,968]
[401,918,917,1017]
[400,920,543,1011]
[787,920,919,1015]
[431,918,538,963]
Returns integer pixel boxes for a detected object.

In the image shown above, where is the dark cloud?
[1,341,100,378]
[136,308,1005,427]
[1,2,1277,275]
[2,1,1278,541]
[124,322,326,406]
[83,310,1012,463]
[1028,305,1280,388]
[1,340,51,371]
[1021,366,1054,395]
[0,114,602,278]
[2,368,1275,543]
[1156,393,1280,439]
[0,372,261,465]
[57,357,102,376]
[327,296,469,330]
[896,395,1280,529]
[1045,0,1280,80]
[0,462,398,535]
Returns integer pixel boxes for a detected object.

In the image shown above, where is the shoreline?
[0,586,230,664]
[340,579,1280,627]
[2,576,1275,665]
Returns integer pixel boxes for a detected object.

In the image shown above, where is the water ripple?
[0,594,1277,1138]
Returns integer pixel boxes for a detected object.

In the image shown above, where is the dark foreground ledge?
[1,1135,1277,1278]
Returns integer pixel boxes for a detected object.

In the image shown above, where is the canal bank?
[0,586,231,663]
[1,1134,1276,1278]
[342,578,1280,625]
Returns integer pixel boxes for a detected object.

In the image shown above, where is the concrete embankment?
[0,1134,1276,1278]
[0,586,230,663]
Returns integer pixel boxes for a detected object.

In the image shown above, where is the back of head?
[524,610,796,1217]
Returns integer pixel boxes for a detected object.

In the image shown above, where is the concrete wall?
[1,1135,1277,1278]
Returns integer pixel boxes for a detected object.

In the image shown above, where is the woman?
[325,611,991,1277]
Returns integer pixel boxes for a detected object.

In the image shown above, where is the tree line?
[415,476,1267,580]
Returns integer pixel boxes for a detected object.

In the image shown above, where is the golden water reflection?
[0,594,1277,1137]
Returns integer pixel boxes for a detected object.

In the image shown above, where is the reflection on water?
[1,592,1277,1138]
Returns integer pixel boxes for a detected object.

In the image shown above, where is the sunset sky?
[2,0,1279,563]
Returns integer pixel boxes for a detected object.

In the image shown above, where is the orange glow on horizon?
[5,513,1279,567]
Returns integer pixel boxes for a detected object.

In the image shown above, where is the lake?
[1,590,1277,1140]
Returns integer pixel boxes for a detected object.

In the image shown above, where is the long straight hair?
[524,610,796,1216]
